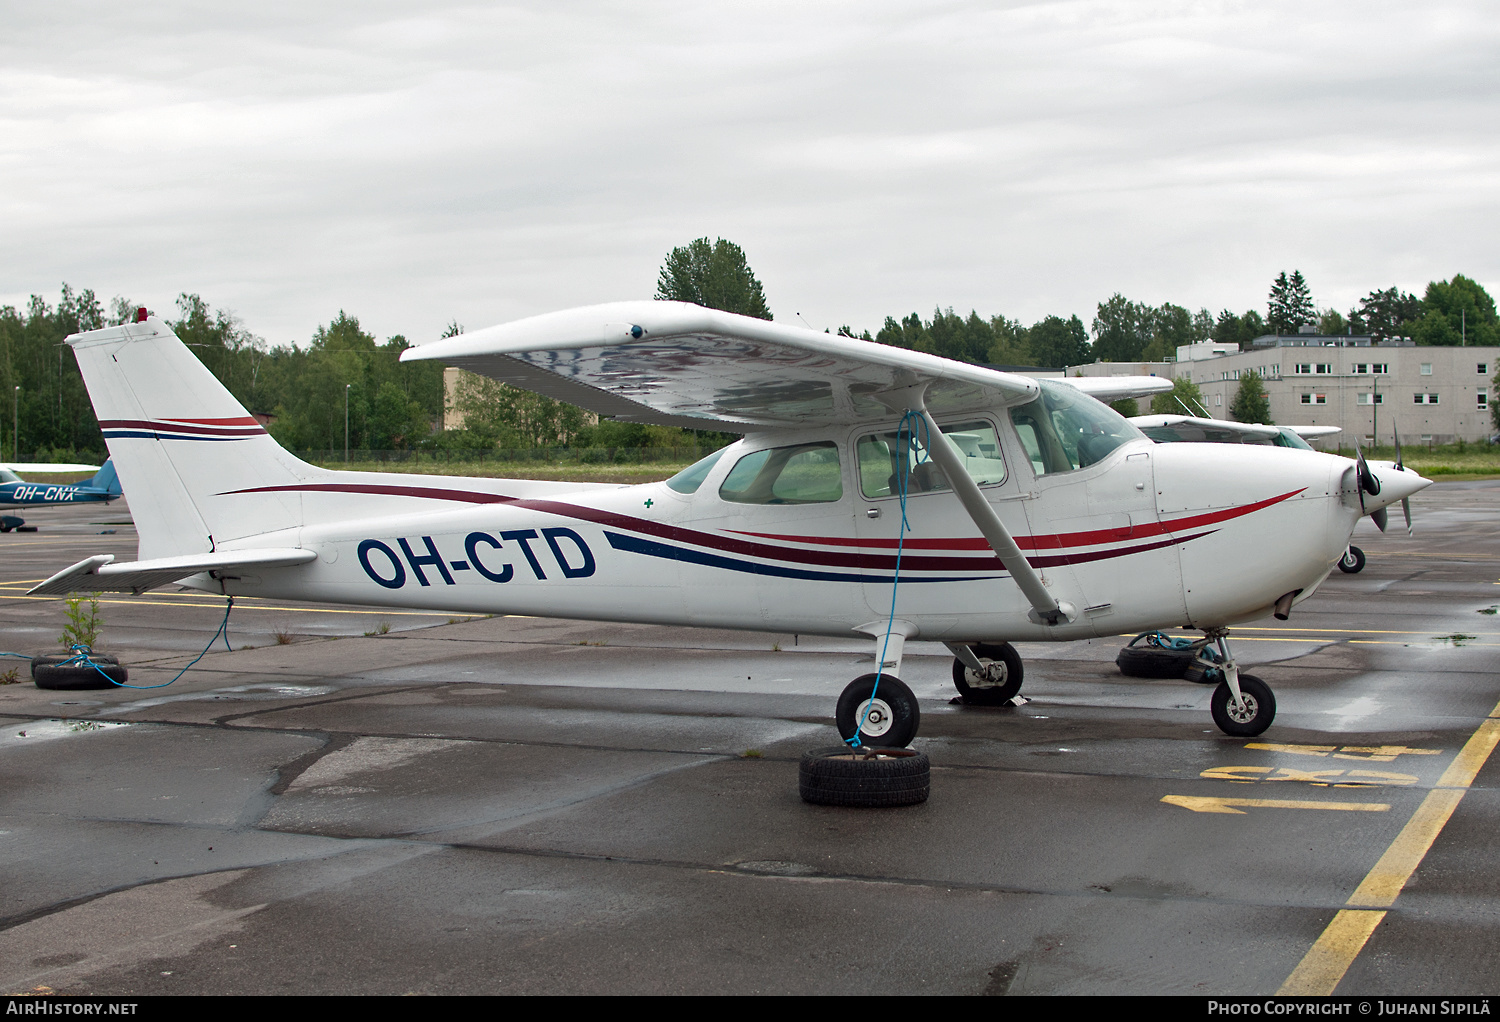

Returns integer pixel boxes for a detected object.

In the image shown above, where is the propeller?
[1372,506,1388,532]
[1352,436,1380,515]
[1392,423,1413,535]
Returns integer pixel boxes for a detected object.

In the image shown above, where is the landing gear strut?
[1196,628,1276,737]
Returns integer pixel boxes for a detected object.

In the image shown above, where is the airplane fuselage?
[199,427,1363,643]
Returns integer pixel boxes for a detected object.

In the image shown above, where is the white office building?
[1067,333,1499,445]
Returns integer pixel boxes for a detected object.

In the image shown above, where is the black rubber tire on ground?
[1115,643,1194,679]
[1209,673,1276,737]
[835,674,920,748]
[799,746,930,807]
[31,655,126,690]
[1338,546,1366,574]
[951,642,1024,705]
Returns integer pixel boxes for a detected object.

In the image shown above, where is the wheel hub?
[1226,692,1259,724]
[856,697,894,737]
[966,660,1007,689]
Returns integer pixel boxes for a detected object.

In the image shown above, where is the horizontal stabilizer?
[29,548,317,596]
[0,463,102,474]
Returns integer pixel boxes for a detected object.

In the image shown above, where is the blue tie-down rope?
[847,409,929,750]
[1,597,235,691]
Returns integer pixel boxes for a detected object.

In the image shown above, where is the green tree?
[987,315,1033,365]
[1151,376,1207,416]
[1318,308,1348,335]
[1348,287,1420,342]
[1212,309,1268,350]
[1268,271,1316,335]
[1026,314,1089,368]
[1091,294,1153,362]
[1411,275,1498,347]
[655,237,772,320]
[1230,370,1272,424]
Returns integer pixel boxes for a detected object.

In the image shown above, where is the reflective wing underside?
[408,304,1039,431]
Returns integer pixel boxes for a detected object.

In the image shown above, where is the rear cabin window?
[856,421,1006,498]
[719,441,844,504]
[1009,379,1144,476]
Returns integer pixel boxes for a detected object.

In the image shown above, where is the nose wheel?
[836,674,920,748]
[1338,546,1365,573]
[1196,629,1276,737]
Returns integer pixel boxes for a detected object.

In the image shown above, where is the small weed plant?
[59,594,102,651]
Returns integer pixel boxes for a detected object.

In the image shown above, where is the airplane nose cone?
[1365,461,1432,512]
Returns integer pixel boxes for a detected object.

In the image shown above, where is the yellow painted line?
[1278,699,1500,995]
[1160,795,1389,815]
[1348,640,1500,647]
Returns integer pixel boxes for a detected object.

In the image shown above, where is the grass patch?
[0,667,19,685]
[364,621,391,637]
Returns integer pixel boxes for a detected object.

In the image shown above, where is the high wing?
[1129,414,1282,443]
[30,549,317,596]
[1289,425,1341,439]
[1060,376,1175,402]
[399,301,1042,430]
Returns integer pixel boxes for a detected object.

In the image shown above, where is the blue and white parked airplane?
[0,461,122,531]
[33,306,1431,742]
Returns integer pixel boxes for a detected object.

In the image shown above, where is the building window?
[1479,394,1489,410]
[1421,363,1433,375]
[1353,364,1368,374]
[1372,363,1388,374]
[1301,393,1327,405]
[1215,394,1222,406]
[1479,364,1489,375]
[1294,364,1312,374]
[1356,393,1385,406]
[1316,363,1332,374]
[1413,393,1440,405]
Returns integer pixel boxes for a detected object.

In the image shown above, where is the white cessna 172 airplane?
[35,303,1431,744]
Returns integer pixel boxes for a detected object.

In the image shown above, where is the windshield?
[1009,380,1145,476]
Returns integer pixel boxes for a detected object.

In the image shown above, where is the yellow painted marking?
[1202,766,1417,787]
[1278,910,1387,997]
[0,591,453,617]
[1279,699,1500,995]
[1246,743,1441,762]
[1160,795,1389,815]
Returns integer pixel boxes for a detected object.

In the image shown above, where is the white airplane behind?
[35,303,1430,744]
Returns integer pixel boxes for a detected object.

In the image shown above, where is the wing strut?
[892,386,1072,625]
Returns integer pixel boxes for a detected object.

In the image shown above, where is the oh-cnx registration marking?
[9,485,83,502]
[358,529,596,589]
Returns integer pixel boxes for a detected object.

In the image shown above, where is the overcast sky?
[3,1,1496,347]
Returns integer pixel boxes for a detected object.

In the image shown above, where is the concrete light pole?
[344,384,351,463]
[12,386,17,463]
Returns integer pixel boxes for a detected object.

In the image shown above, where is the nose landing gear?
[1197,628,1275,737]
[1338,546,1366,573]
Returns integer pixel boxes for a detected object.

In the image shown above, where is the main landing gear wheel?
[952,642,1024,705]
[1338,546,1366,574]
[836,674,920,748]
[799,746,930,807]
[31,654,125,691]
[1210,674,1276,737]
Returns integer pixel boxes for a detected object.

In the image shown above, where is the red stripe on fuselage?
[220,483,1301,574]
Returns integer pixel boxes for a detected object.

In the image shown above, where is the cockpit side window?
[856,420,1006,498]
[1009,380,1145,476]
[719,441,844,504]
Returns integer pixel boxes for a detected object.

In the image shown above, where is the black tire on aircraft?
[835,674,920,748]
[1338,546,1366,574]
[1209,673,1276,737]
[798,746,930,808]
[31,655,125,691]
[1115,643,1194,679]
[951,642,1024,705]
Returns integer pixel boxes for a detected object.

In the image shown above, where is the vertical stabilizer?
[68,318,319,559]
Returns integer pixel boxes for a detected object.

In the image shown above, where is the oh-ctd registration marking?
[357,529,596,590]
